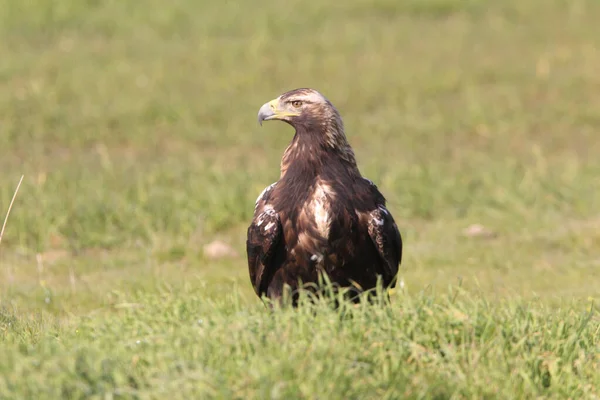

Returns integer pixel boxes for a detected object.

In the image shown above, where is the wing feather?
[246,183,282,296]
[367,204,403,287]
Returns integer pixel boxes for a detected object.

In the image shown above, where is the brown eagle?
[246,88,402,305]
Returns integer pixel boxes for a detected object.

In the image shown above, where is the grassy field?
[1,0,599,398]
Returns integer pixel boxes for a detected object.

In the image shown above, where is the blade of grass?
[0,175,25,248]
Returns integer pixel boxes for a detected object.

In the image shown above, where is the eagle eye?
[291,100,303,108]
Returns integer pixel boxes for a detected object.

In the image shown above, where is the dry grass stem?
[0,175,24,248]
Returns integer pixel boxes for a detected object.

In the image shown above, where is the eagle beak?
[257,98,300,126]
[257,100,278,126]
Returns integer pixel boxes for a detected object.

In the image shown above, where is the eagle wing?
[246,183,282,297]
[364,180,403,287]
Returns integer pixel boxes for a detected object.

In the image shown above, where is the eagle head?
[257,88,358,170]
[257,88,341,131]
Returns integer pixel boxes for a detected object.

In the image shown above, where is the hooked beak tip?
[257,101,276,127]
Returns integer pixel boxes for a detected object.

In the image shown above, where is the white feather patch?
[256,205,276,227]
[255,182,277,210]
[310,181,335,239]
[310,253,324,264]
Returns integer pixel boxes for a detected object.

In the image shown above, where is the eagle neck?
[279,125,360,180]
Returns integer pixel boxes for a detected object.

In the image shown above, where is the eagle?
[246,88,402,306]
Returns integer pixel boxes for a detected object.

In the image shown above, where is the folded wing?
[366,204,403,288]
[246,184,282,296]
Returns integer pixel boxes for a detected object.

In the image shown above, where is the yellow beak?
[257,98,300,125]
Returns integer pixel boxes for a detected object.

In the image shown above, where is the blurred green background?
[1,1,599,398]
[0,0,599,312]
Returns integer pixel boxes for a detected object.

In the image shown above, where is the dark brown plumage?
[247,88,402,305]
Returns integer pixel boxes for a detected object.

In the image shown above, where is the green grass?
[1,287,599,399]
[0,0,599,398]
